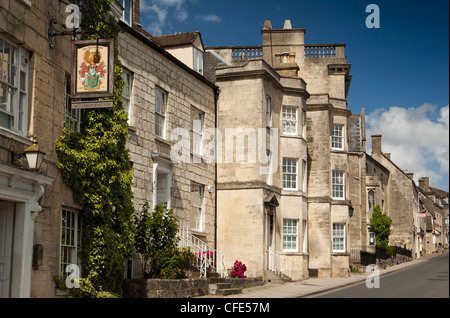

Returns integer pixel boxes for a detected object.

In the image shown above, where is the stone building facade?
[0,0,218,297]
[118,21,218,276]
[419,177,448,253]
[369,135,422,255]
[262,20,354,278]
[204,57,310,280]
[206,20,356,279]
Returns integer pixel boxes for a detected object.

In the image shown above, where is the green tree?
[133,203,180,278]
[369,205,392,247]
[55,0,134,297]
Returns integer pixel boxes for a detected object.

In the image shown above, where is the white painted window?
[266,150,272,186]
[283,219,298,252]
[332,170,345,200]
[0,36,29,135]
[192,107,204,155]
[155,88,167,139]
[302,159,307,193]
[283,158,298,190]
[190,183,204,232]
[333,223,346,253]
[153,162,172,209]
[332,124,344,150]
[282,106,298,135]
[118,0,132,26]
[266,96,271,127]
[64,75,81,134]
[122,69,133,125]
[193,48,204,75]
[60,208,82,279]
[302,108,306,138]
[302,219,307,253]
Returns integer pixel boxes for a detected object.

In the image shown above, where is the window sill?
[155,136,171,146]
[0,127,32,146]
[331,252,350,256]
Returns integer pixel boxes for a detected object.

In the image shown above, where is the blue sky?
[140,0,449,191]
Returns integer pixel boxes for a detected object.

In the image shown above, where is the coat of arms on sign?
[79,49,106,91]
[71,39,114,99]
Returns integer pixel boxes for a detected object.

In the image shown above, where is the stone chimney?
[263,20,272,30]
[384,153,391,160]
[133,0,141,27]
[371,135,382,155]
[419,177,430,188]
[405,171,414,180]
[284,20,292,29]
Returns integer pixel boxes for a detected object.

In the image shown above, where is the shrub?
[230,260,247,278]
[161,248,196,279]
[133,202,180,278]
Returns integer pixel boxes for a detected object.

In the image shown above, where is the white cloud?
[366,104,449,188]
[196,13,221,23]
[141,0,189,35]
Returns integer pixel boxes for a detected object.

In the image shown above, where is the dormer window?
[193,47,203,75]
[118,0,132,26]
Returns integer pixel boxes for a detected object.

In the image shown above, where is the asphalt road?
[315,254,449,298]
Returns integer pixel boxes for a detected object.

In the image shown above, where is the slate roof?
[151,31,202,48]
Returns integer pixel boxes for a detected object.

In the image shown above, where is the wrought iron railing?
[177,227,226,278]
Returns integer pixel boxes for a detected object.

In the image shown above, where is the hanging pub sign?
[71,39,115,104]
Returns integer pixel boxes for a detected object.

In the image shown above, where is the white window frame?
[283,158,298,190]
[301,108,306,138]
[266,150,272,186]
[193,47,204,75]
[302,219,307,253]
[59,208,82,279]
[283,219,298,252]
[0,37,29,135]
[282,106,298,135]
[155,88,167,139]
[332,170,345,200]
[153,162,173,209]
[64,75,81,134]
[118,0,132,26]
[302,159,307,193]
[192,107,204,156]
[122,69,133,125]
[266,96,271,127]
[332,223,346,253]
[190,183,204,232]
[332,124,344,150]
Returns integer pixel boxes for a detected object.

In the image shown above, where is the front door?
[266,208,274,270]
[0,202,14,298]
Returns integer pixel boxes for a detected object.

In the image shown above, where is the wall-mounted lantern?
[12,137,46,171]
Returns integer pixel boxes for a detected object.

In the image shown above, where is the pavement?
[199,250,449,298]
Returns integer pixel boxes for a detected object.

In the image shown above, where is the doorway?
[0,202,14,298]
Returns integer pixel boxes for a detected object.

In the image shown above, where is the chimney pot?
[284,20,292,29]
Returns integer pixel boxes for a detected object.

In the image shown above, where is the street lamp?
[11,137,46,171]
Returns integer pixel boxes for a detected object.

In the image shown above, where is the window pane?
[333,223,345,252]
[282,106,298,135]
[283,219,298,251]
[283,158,297,189]
[332,171,345,199]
